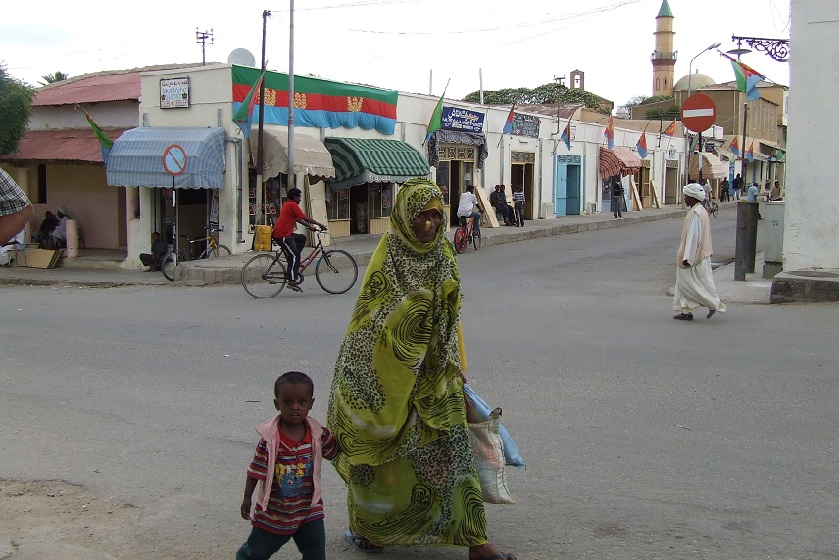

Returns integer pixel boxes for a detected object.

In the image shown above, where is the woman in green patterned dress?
[327,178,515,560]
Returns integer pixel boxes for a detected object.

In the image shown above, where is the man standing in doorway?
[672,183,726,321]
[271,188,326,292]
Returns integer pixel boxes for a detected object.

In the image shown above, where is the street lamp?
[687,42,722,98]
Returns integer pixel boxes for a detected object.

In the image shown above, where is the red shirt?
[272,200,305,238]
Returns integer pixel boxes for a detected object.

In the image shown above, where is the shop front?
[106,127,226,257]
[599,147,641,213]
[324,137,429,236]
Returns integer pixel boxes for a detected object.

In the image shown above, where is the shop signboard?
[442,106,485,133]
[511,113,540,138]
[160,77,190,108]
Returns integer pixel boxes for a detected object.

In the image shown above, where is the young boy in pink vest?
[237,371,338,560]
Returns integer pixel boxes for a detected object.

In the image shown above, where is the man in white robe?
[672,183,726,320]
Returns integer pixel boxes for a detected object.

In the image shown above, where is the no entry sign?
[162,144,188,176]
[680,93,717,133]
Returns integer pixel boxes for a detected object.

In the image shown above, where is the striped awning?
[599,146,642,177]
[324,137,429,191]
[251,126,335,183]
[688,152,729,179]
[107,127,226,189]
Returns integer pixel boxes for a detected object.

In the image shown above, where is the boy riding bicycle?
[272,188,327,291]
[456,185,483,238]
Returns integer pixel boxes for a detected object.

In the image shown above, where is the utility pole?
[195,28,214,66]
[553,75,566,134]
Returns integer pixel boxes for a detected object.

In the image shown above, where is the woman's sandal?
[344,529,383,554]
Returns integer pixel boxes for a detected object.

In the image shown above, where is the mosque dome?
[674,73,716,91]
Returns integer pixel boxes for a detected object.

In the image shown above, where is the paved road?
[1,210,836,559]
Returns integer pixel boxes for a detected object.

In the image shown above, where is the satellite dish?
[227,48,256,67]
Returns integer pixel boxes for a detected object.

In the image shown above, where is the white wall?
[783,0,839,270]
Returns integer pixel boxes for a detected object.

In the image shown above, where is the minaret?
[651,0,676,96]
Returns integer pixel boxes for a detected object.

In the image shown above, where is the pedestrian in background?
[512,186,525,227]
[672,183,726,321]
[732,173,743,200]
[719,178,730,202]
[612,176,624,218]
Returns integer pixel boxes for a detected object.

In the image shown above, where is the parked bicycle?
[701,198,719,218]
[453,215,481,254]
[240,228,358,298]
[161,225,230,282]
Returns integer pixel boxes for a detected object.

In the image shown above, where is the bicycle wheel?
[453,228,469,254]
[315,250,358,294]
[711,202,719,218]
[161,251,175,282]
[241,254,286,298]
[209,244,231,258]
[472,232,481,251]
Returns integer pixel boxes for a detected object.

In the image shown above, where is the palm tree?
[39,71,69,86]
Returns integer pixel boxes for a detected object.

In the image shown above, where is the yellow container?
[253,225,272,251]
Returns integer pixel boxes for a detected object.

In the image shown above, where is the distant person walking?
[672,183,726,321]
[732,173,743,200]
[612,176,624,218]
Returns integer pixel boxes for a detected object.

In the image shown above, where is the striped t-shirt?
[512,191,525,204]
[248,425,338,535]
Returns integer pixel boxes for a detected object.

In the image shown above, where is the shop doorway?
[436,159,475,225]
[554,160,581,216]
[664,165,679,204]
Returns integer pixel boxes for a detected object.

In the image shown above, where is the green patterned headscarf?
[327,177,463,468]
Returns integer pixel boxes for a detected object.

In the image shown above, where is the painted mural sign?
[512,113,540,138]
[441,106,485,133]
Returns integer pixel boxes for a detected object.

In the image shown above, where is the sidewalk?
[0,203,771,303]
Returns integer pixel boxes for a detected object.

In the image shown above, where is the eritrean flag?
[730,58,765,102]
[689,134,699,153]
[502,104,516,134]
[80,106,114,163]
[636,126,649,158]
[232,71,265,139]
[729,136,741,157]
[560,117,572,150]
[662,119,676,137]
[604,116,615,150]
[231,65,398,136]
[746,140,755,162]
[424,90,446,146]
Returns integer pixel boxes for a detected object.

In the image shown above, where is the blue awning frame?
[107,127,226,189]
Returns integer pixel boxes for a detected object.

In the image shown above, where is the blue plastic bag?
[463,384,525,468]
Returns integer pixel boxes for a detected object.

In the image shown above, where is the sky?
[3,0,791,108]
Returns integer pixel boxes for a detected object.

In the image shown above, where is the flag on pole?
[80,107,114,163]
[502,104,516,134]
[232,71,266,139]
[729,58,766,102]
[746,140,755,162]
[604,116,615,150]
[729,136,741,157]
[662,119,676,137]
[636,126,649,158]
[560,116,572,150]
[423,85,448,146]
[689,134,699,153]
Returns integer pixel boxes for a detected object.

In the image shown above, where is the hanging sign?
[511,113,540,138]
[441,106,485,133]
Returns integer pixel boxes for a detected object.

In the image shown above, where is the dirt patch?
[0,479,141,560]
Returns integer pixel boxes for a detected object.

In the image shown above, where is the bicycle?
[701,198,719,218]
[161,225,230,282]
[240,229,358,298]
[453,214,481,254]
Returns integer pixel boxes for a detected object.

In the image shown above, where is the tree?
[622,95,648,108]
[462,83,610,113]
[0,64,35,155]
[39,71,69,86]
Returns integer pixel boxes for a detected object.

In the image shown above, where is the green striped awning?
[324,137,429,191]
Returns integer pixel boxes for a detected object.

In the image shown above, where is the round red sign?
[680,93,717,133]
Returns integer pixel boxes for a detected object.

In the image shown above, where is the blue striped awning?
[106,127,226,189]
[324,137,429,191]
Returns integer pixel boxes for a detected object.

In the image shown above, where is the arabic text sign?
[441,106,485,133]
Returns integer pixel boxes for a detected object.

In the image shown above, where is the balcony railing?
[651,51,678,60]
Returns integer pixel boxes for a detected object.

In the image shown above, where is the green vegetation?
[463,83,610,113]
[0,64,35,155]
[39,71,69,86]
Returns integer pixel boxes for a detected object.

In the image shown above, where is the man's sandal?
[673,313,693,321]
[344,529,383,553]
